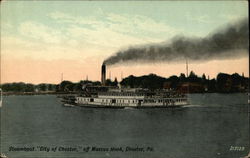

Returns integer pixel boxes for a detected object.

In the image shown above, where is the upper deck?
[98,91,146,99]
[97,88,186,99]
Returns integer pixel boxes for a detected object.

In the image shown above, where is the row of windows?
[78,98,90,101]
[99,93,144,97]
[78,98,186,103]
[176,99,186,102]
[101,99,137,103]
[140,99,186,103]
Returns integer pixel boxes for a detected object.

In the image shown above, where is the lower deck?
[75,96,188,107]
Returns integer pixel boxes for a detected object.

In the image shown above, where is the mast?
[61,73,64,82]
[186,59,189,78]
[59,73,64,91]
[121,71,123,82]
[109,71,111,80]
[0,88,2,107]
[186,58,189,95]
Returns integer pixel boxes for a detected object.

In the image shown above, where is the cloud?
[219,14,246,22]
[46,11,182,55]
[1,35,82,60]
[66,25,161,50]
[1,21,13,31]
[185,12,213,24]
[49,11,180,40]
[11,11,245,63]
[19,21,63,44]
[49,11,101,27]
[106,13,179,35]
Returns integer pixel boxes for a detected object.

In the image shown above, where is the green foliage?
[0,72,248,93]
[216,73,248,92]
[1,83,57,92]
[120,72,248,92]
[105,78,118,87]
[1,82,35,92]
[121,74,166,90]
[37,83,47,91]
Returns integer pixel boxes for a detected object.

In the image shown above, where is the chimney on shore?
[101,64,106,86]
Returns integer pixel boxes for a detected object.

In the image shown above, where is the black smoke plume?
[104,18,248,65]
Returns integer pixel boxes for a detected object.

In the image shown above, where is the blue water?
[1,93,249,158]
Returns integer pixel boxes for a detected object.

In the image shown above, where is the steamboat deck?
[73,88,188,108]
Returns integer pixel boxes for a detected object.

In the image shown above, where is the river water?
[0,93,249,158]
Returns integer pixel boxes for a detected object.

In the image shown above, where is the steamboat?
[74,87,188,108]
[61,64,188,108]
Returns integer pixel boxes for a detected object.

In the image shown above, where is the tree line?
[0,72,249,93]
[120,72,249,93]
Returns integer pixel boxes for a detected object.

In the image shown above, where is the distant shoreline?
[1,72,249,94]
[2,91,77,96]
[2,91,248,96]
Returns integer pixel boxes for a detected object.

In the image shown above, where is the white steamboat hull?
[75,97,188,108]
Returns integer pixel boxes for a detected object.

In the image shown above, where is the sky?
[1,1,249,84]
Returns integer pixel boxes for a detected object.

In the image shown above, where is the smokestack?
[101,64,106,86]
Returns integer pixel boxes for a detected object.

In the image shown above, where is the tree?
[25,84,35,92]
[167,75,179,89]
[73,83,82,92]
[47,84,56,91]
[188,71,201,83]
[179,73,186,82]
[202,73,206,80]
[216,73,231,92]
[189,71,197,78]
[113,77,118,87]
[105,79,112,86]
[60,81,73,92]
[38,83,47,91]
[64,83,75,92]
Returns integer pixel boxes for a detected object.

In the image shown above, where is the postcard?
[0,1,249,158]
